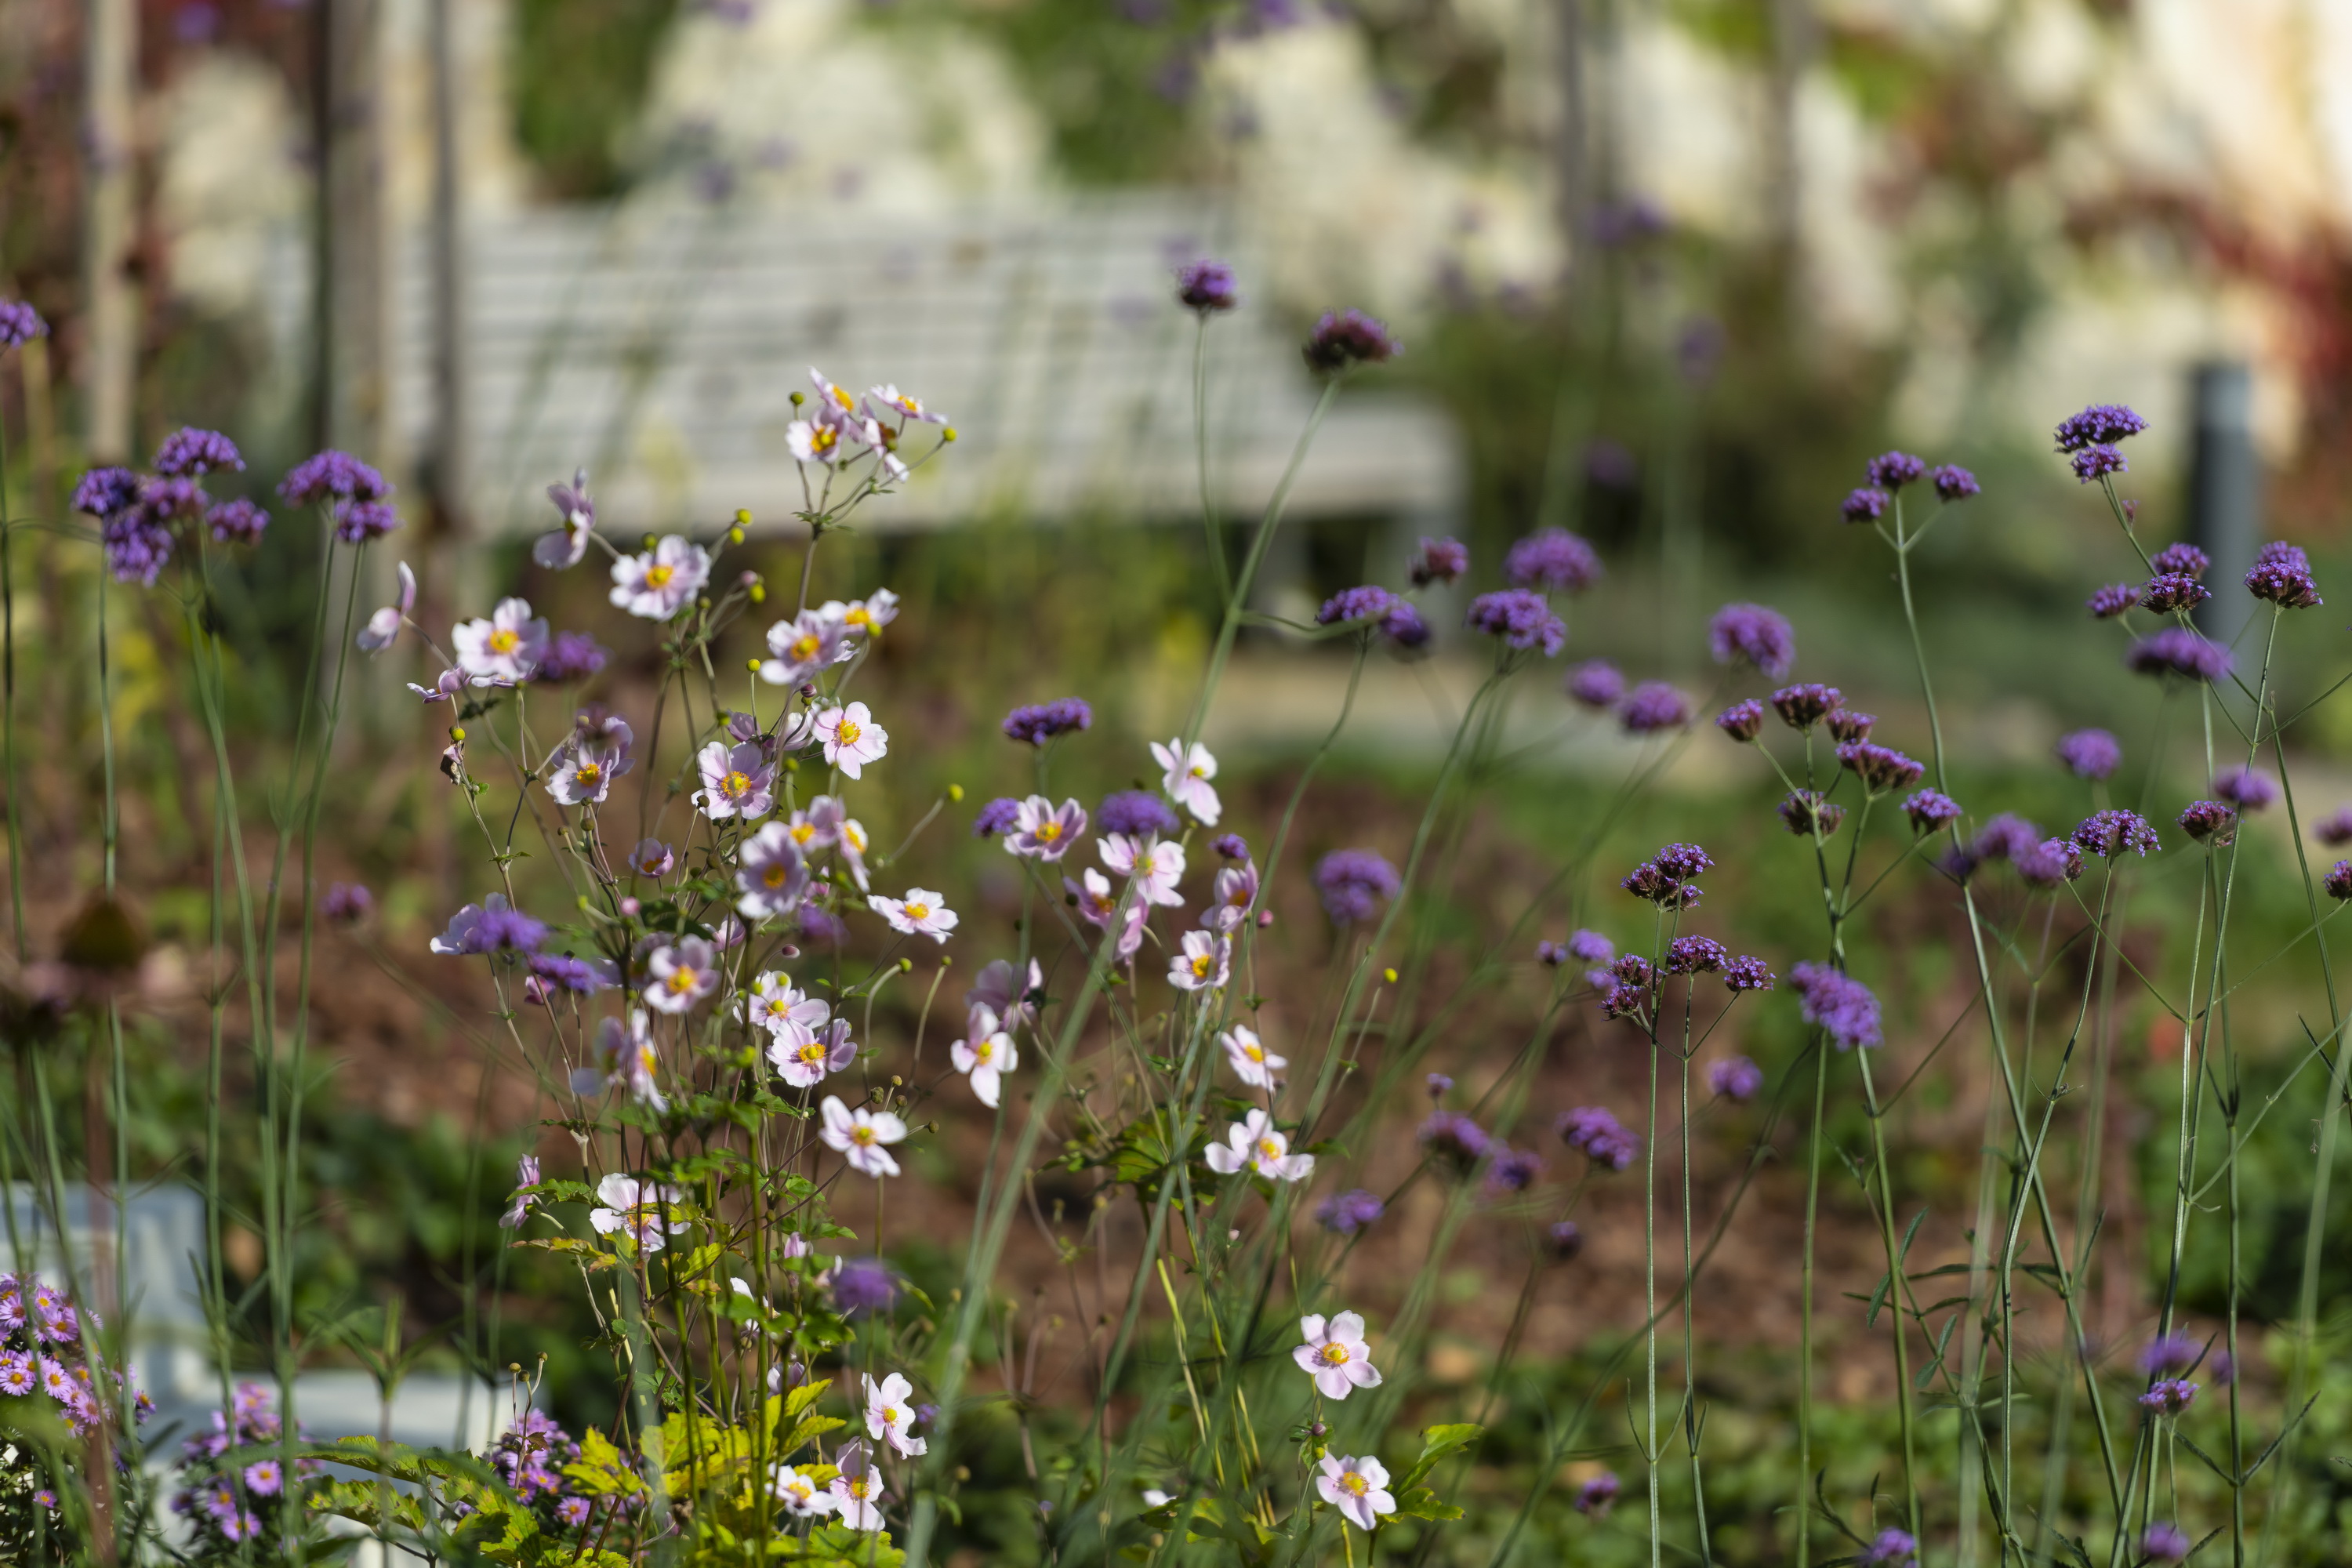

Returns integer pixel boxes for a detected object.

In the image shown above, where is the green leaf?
[1389,1486,1465,1522]
[1395,1422,1483,1491]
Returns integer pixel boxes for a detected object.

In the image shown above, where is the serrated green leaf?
[1395,1422,1483,1491]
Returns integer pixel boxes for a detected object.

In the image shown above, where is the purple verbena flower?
[2071,445,2128,483]
[2142,572,2210,614]
[1302,309,1399,372]
[1483,1145,1543,1195]
[1826,709,1875,742]
[1779,790,1846,837]
[279,449,390,505]
[205,499,269,545]
[73,467,142,518]
[1707,602,1795,678]
[1003,698,1093,744]
[1465,589,1566,655]
[1864,451,1926,490]
[1317,584,1399,626]
[1723,956,1774,992]
[1862,1529,1918,1567]
[1568,930,1614,964]
[1316,849,1400,924]
[1838,742,1925,793]
[1789,961,1881,1050]
[1974,813,2042,862]
[1566,659,1626,710]
[154,427,244,477]
[1709,1056,1764,1100]
[1666,935,1726,975]
[1652,844,1713,880]
[1771,684,1842,730]
[1504,528,1603,593]
[2127,629,2231,682]
[102,512,176,585]
[2018,837,2085,887]
[2139,1333,2201,1376]
[2213,766,2276,811]
[2178,800,2237,845]
[1535,940,1567,967]
[1316,1188,1384,1235]
[830,1256,900,1316]
[335,499,401,543]
[2329,860,2352,901]
[2140,1523,2191,1563]
[1620,683,1692,734]
[1418,1109,1490,1174]
[1841,488,1889,524]
[1410,536,1468,587]
[2088,583,2141,619]
[1557,1106,1639,1170]
[2138,1379,2198,1417]
[1716,699,1764,742]
[1099,790,1180,838]
[2073,809,2160,858]
[1904,789,1962,833]
[2245,539,2322,608]
[1932,464,1980,501]
[2151,542,2209,578]
[2053,404,2147,452]
[534,631,608,683]
[2055,728,2122,781]
[319,882,372,923]
[1546,1221,1584,1261]
[1175,259,1239,314]
[1381,599,1430,648]
[973,797,1022,838]
[1573,1472,1620,1515]
[0,300,47,348]
[2314,807,2352,847]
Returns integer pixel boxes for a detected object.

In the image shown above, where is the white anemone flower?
[1205,1109,1312,1183]
[862,1371,927,1457]
[1292,1312,1381,1399]
[644,938,720,1014]
[1168,931,1231,993]
[453,597,549,684]
[1065,869,1147,961]
[770,1465,837,1519]
[534,470,595,569]
[588,1173,688,1254]
[1220,1026,1286,1088]
[760,610,851,687]
[818,1094,907,1178]
[869,888,956,943]
[818,588,900,640]
[544,736,632,807]
[814,703,889,778]
[828,1441,886,1530]
[735,822,810,919]
[745,971,830,1044]
[1316,1454,1396,1531]
[693,740,776,820]
[609,535,710,621]
[1101,834,1186,906]
[866,386,946,425]
[770,1019,857,1089]
[1150,738,1221,825]
[949,1008,1018,1109]
[356,561,416,652]
[1008,796,1087,862]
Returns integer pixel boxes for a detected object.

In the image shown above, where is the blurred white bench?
[2,1185,500,1460]
[364,194,1463,541]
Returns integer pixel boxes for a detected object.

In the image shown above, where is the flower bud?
[619,897,641,916]
[947,783,964,801]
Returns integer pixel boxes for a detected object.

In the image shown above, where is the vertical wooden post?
[1766,0,1817,290]
[2189,361,2259,648]
[427,0,470,535]
[317,0,389,460]
[82,0,139,463]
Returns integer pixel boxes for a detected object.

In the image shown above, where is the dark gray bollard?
[2187,361,2259,648]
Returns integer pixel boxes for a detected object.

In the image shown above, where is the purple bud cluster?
[2054,404,2149,451]
[1838,742,1925,793]
[1174,259,1239,314]
[2018,837,2085,888]
[1772,684,1842,730]
[1904,789,1962,833]
[1316,1188,1385,1235]
[2245,539,2322,608]
[0,299,47,347]
[1504,528,1604,593]
[1314,848,1400,924]
[2141,572,2209,614]
[1708,1056,1764,1100]
[1465,589,1566,655]
[1418,1109,1491,1174]
[2127,629,2231,683]
[1568,659,1627,709]
[2054,728,2121,781]
[1557,1105,1639,1170]
[1789,961,1882,1051]
[1099,790,1180,837]
[1619,682,1693,734]
[2072,809,2161,859]
[1716,699,1764,741]
[2177,800,2237,844]
[1302,309,1399,372]
[1003,698,1094,744]
[1779,790,1845,838]
[1409,535,1468,586]
[1707,602,1796,678]
[1826,709,1875,742]
[2087,583,2140,619]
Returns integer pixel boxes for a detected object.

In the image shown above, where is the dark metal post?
[2188,361,2259,648]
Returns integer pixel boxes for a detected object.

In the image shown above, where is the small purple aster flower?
[1316,848,1400,924]
[2018,837,2085,888]
[528,953,608,994]
[557,1496,594,1528]
[2151,542,2209,579]
[0,300,47,348]
[2245,539,2323,608]
[335,499,401,543]
[1504,528,1603,593]
[1557,1106,1639,1170]
[1665,935,1726,975]
[2142,573,2210,614]
[1568,929,1614,964]
[1707,602,1795,678]
[2087,583,2141,619]
[1317,584,1399,626]
[1904,789,1962,833]
[1214,833,1250,861]
[1620,683,1692,734]
[1838,742,1925,793]
[72,466,142,518]
[973,797,1022,838]
[1099,789,1180,838]
[2071,445,2128,483]
[1003,698,1093,744]
[1465,589,1566,655]
[1534,939,1568,967]
[153,427,244,477]
[1789,961,1881,1050]
[1932,464,1980,501]
[1826,709,1875,743]
[2138,1379,2198,1417]
[1573,1471,1620,1515]
[1771,684,1842,730]
[1722,956,1774,992]
[1841,488,1889,524]
[2054,404,2147,452]
[1708,1056,1764,1100]
[1483,1145,1544,1195]
[1715,699,1765,742]
[2329,861,2352,901]
[2178,800,2237,845]
[2140,1523,2191,1563]
[1315,1188,1384,1235]
[2055,728,2121,781]
[1174,259,1239,314]
[1410,535,1468,586]
[1864,451,1926,490]
[1302,308,1399,372]
[2074,809,2160,858]
[2314,807,2352,847]
[1566,659,1626,710]
[2212,766,2277,811]
[279,448,390,505]
[1545,1221,1584,1261]
[1418,1109,1491,1174]
[319,882,372,923]
[534,631,608,683]
[1862,1529,1918,1567]
[205,499,269,545]
[2127,629,2231,682]
[1779,790,1846,837]
[830,1256,900,1316]
[2139,1333,2200,1376]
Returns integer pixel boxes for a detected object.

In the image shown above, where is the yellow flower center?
[790,822,815,844]
[905,902,930,920]
[789,634,820,661]
[827,385,854,411]
[885,1406,905,1425]
[974,1039,994,1062]
[1243,1042,1264,1062]
[1342,1473,1369,1497]
[575,761,602,786]
[666,967,701,993]
[1257,1138,1282,1160]
[1319,1343,1349,1365]
[764,862,789,887]
[1038,821,1062,842]
[724,770,752,797]
[796,1043,822,1065]
[851,1124,876,1146]
[644,563,674,588]
[848,1478,872,1498]
[836,718,862,746]
[489,628,519,654]
[1190,764,1208,779]
[1191,953,1214,978]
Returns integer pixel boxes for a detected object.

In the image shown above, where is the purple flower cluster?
[1904,789,1962,833]
[2329,861,2352,901]
[208,498,270,544]
[1409,535,1468,586]
[1504,528,1603,593]
[1317,584,1425,646]
[1723,955,1774,992]
[2054,404,2148,451]
[1418,1109,1491,1174]
[2151,542,2209,577]
[1465,589,1566,655]
[1707,602,1796,678]
[2071,445,2129,483]
[1315,848,1400,924]
[1779,790,1846,838]
[2314,806,2352,847]
[1974,813,2042,863]
[2245,539,2322,608]
[1483,1145,1544,1196]
[1567,659,1626,710]
[2138,1378,2198,1417]
[535,631,608,683]
[2141,572,2209,614]
[1175,259,1239,314]
[1862,1528,1919,1567]
[2127,628,2231,683]
[832,1255,902,1315]
[1665,935,1726,974]
[1789,961,1882,1050]
[1827,709,1875,742]
[1708,1056,1763,1101]
[2087,583,2140,619]
[171,1384,305,1549]
[1838,742,1925,793]
[154,426,245,477]
[973,797,1022,837]
[2140,1523,2191,1563]
[280,448,401,543]
[319,881,373,923]
[2177,800,2237,845]
[1841,488,1889,525]
[489,1409,582,1502]
[2018,837,2085,888]
[1716,699,1764,742]
[2212,766,2276,811]
[1316,1188,1385,1235]
[1099,789,1180,837]
[1864,451,1926,490]
[1772,684,1842,730]
[1004,697,1094,744]
[1620,682,1693,734]
[1302,309,1399,372]
[1622,843,1711,909]
[1573,1471,1620,1515]
[2054,728,2121,781]
[2072,809,2160,858]
[1558,1106,1639,1170]
[0,299,47,347]
[1933,464,1980,501]
[2138,1333,2201,1376]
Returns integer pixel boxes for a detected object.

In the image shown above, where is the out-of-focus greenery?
[510,0,684,198]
